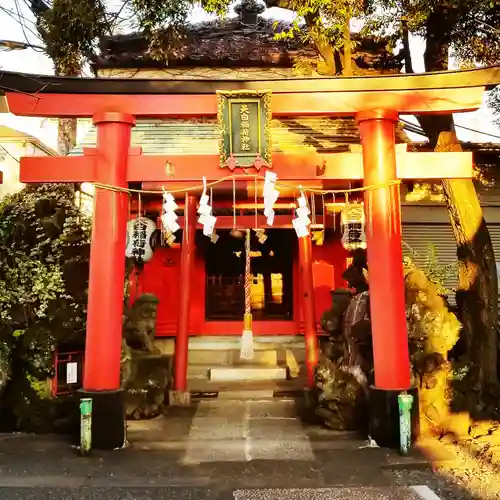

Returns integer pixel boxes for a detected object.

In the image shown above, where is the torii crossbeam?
[1,66,495,450]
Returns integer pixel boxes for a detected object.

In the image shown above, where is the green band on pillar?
[80,398,92,416]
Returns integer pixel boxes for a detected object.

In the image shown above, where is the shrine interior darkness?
[202,229,295,321]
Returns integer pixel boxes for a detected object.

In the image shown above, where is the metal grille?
[402,223,500,311]
[206,274,245,319]
[402,224,458,305]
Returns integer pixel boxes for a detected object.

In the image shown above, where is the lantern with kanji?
[125,217,157,263]
[340,203,367,251]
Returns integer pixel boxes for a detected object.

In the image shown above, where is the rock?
[444,412,472,439]
[469,421,498,439]
[314,355,367,432]
[439,432,457,445]
[488,446,500,466]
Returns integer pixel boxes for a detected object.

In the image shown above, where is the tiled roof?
[91,1,402,72]
[71,117,409,156]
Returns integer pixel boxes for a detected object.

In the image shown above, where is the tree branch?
[304,12,338,75]
[29,0,50,15]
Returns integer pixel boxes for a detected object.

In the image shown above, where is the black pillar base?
[78,389,126,450]
[368,386,419,449]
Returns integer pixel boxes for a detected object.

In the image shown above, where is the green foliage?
[201,0,232,15]
[26,374,52,399]
[130,0,192,62]
[403,243,457,296]
[0,184,90,331]
[36,0,108,75]
[273,0,363,74]
[0,184,90,431]
[365,0,500,68]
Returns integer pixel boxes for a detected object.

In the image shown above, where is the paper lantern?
[341,203,367,251]
[125,217,157,263]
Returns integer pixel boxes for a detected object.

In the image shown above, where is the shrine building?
[75,2,500,391]
[76,2,411,393]
[1,0,499,450]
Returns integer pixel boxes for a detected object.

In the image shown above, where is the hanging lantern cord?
[244,228,252,319]
[254,177,258,229]
[233,177,236,230]
[240,228,254,360]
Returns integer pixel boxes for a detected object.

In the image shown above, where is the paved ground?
[0,399,484,499]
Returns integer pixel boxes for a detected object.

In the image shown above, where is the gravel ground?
[395,436,500,500]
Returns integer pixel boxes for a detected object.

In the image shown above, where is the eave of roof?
[0,125,56,156]
[0,65,499,97]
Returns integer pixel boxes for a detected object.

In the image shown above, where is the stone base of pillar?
[368,386,419,449]
[79,389,126,450]
[169,390,191,406]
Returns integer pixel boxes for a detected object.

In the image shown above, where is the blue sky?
[0,0,499,149]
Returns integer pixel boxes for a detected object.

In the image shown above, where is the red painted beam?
[5,86,484,118]
[158,215,297,229]
[320,151,473,181]
[130,153,319,182]
[132,200,298,212]
[19,156,96,183]
[20,151,472,185]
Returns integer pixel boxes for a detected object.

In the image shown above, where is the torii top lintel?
[1,66,499,118]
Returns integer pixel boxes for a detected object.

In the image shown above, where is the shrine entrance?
[204,229,295,322]
[1,65,494,450]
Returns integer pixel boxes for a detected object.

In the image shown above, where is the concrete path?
[181,399,315,463]
[0,399,476,499]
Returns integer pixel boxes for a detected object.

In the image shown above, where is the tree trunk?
[304,13,339,75]
[29,1,79,156]
[414,9,499,392]
[57,118,77,155]
[435,132,498,389]
[401,17,413,74]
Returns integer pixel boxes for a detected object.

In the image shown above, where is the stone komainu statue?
[124,293,160,353]
[314,251,372,431]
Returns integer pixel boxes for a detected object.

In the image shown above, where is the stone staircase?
[155,336,307,399]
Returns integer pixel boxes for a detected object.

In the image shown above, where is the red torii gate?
[1,67,495,450]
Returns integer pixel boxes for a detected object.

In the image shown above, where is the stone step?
[187,365,210,380]
[217,389,275,399]
[188,349,283,366]
[209,365,287,382]
[188,377,306,398]
[155,336,307,355]
[187,349,304,376]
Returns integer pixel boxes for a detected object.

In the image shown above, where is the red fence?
[52,351,84,397]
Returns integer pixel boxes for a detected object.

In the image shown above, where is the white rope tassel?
[240,229,254,360]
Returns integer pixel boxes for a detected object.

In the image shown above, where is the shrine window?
[204,230,294,321]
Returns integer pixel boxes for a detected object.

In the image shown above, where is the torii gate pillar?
[82,112,135,450]
[357,110,417,448]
